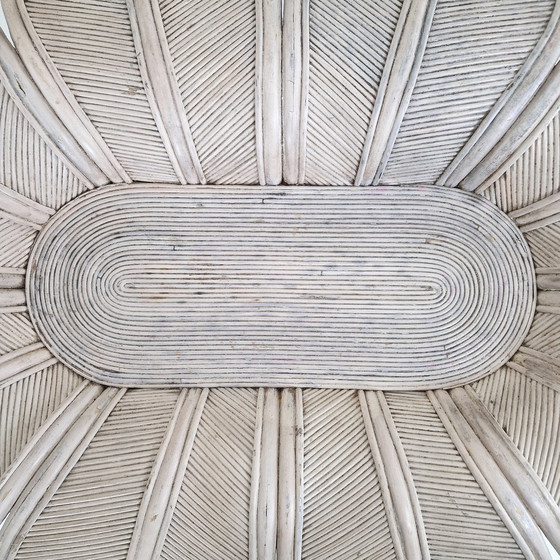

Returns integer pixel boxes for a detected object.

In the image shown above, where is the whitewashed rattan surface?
[27,183,535,389]
[0,0,560,559]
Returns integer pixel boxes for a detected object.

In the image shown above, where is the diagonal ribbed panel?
[0,363,82,476]
[23,0,178,182]
[457,65,560,194]
[301,389,396,560]
[0,84,88,209]
[0,313,37,355]
[473,366,560,505]
[355,0,437,187]
[482,107,560,213]
[305,0,401,185]
[0,343,56,390]
[0,218,36,267]
[125,0,205,185]
[160,388,258,560]
[525,223,560,267]
[159,0,259,185]
[14,389,179,560]
[385,391,525,559]
[448,385,560,552]
[381,0,554,185]
[0,183,53,229]
[522,312,560,358]
[0,268,26,316]
[0,19,116,186]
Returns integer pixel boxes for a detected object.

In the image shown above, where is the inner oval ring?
[26,184,536,389]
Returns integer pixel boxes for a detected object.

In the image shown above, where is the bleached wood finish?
[360,391,429,559]
[0,217,37,269]
[459,63,560,192]
[534,268,560,313]
[207,388,302,560]
[0,385,124,559]
[480,101,560,211]
[0,84,89,208]
[0,267,25,313]
[511,190,560,232]
[303,0,403,185]
[439,0,560,188]
[1,0,554,187]
[0,312,37,356]
[127,389,207,560]
[0,182,53,229]
[0,363,82,476]
[255,0,282,185]
[474,365,560,505]
[0,289,25,313]
[159,0,259,184]
[0,9,124,185]
[301,389,397,559]
[0,381,95,521]
[355,0,437,186]
[521,311,560,357]
[537,268,560,290]
[0,266,25,312]
[282,0,308,184]
[0,386,543,559]
[0,0,555,187]
[510,346,560,392]
[0,343,56,388]
[537,290,560,313]
[277,389,304,560]
[383,0,555,186]
[15,389,176,560]
[159,388,258,560]
[27,184,535,388]
[450,385,560,551]
[126,0,204,185]
[524,225,560,270]
[2,2,560,558]
[250,388,279,560]
[0,267,24,289]
[386,391,528,559]
[429,389,553,560]
[20,0,178,183]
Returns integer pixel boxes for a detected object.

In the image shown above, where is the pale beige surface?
[1,1,560,559]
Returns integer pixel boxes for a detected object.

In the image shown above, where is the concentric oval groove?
[27,184,535,389]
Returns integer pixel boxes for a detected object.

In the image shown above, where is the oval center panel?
[27,184,535,389]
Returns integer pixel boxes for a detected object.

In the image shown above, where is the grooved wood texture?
[0,313,38,356]
[28,185,535,388]
[160,388,257,560]
[305,0,402,185]
[301,389,396,560]
[473,366,560,504]
[484,107,560,212]
[2,2,560,558]
[523,312,560,358]
[386,391,525,559]
[0,363,82,476]
[24,0,178,182]
[381,0,554,185]
[14,389,179,560]
[0,84,87,208]
[0,218,36,268]
[525,223,560,267]
[159,0,259,184]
